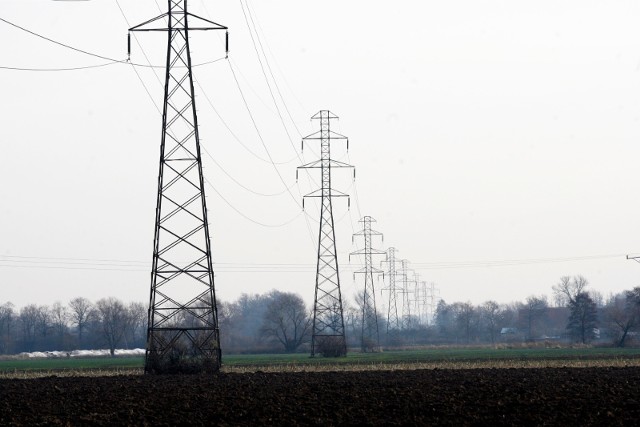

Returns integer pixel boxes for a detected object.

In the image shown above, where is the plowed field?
[1,367,639,425]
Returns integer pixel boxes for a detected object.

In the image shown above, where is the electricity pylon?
[381,247,401,335]
[425,282,440,326]
[411,274,427,327]
[129,1,228,374]
[350,216,385,352]
[297,110,354,357]
[398,260,414,330]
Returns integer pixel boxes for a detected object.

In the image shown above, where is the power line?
[408,254,628,269]
[0,15,224,71]
[0,253,628,273]
[203,177,303,228]
[0,16,118,62]
[0,61,119,72]
[202,143,294,197]
[238,0,301,157]
[194,78,298,166]
[0,254,146,264]
[243,0,303,138]
[227,60,304,211]
[243,0,308,113]
[115,2,306,230]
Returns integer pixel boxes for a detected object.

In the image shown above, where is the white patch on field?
[19,349,145,358]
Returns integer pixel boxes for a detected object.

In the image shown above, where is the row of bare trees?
[3,276,640,355]
[219,290,311,354]
[429,276,640,347]
[0,291,312,356]
[0,297,146,355]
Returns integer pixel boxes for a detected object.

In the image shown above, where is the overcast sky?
[2,0,640,312]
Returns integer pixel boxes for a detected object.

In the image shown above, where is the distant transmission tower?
[298,110,354,357]
[350,216,385,352]
[425,282,440,325]
[411,274,427,327]
[129,1,228,374]
[398,260,414,330]
[381,247,401,335]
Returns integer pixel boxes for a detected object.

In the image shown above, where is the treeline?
[2,275,640,355]
[0,297,147,356]
[0,291,313,356]
[427,276,640,347]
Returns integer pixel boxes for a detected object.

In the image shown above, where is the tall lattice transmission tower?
[425,282,441,325]
[398,260,414,330]
[381,247,401,336]
[129,1,228,374]
[350,216,385,352]
[412,274,427,327]
[298,110,353,357]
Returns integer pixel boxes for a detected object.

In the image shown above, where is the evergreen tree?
[567,292,598,343]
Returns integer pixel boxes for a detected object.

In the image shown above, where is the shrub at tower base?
[315,336,347,357]
[145,331,221,374]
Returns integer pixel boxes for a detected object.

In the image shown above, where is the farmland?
[2,348,640,425]
[3,346,640,376]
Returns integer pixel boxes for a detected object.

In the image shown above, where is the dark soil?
[1,367,640,426]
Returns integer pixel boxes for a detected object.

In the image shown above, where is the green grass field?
[2,347,640,375]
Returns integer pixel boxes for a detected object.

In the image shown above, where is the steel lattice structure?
[381,247,401,335]
[298,110,353,357]
[411,273,424,326]
[350,216,385,352]
[425,282,441,325]
[398,260,413,330]
[129,0,227,374]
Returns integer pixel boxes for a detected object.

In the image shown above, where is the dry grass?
[221,357,640,373]
[3,357,640,379]
[0,368,143,380]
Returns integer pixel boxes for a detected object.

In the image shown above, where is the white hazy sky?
[2,0,640,310]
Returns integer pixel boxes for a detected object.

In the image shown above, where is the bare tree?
[553,275,588,307]
[260,291,311,353]
[95,297,130,356]
[604,291,639,347]
[521,296,548,340]
[217,300,233,350]
[0,302,14,354]
[481,301,501,344]
[126,302,147,348]
[589,290,605,308]
[343,298,360,347]
[50,302,68,346]
[19,305,41,350]
[434,300,454,338]
[68,297,93,347]
[35,305,51,340]
[452,302,476,343]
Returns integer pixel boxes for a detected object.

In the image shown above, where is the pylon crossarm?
[303,130,348,140]
[327,159,354,168]
[298,160,323,169]
[129,13,170,32]
[350,248,387,256]
[185,13,228,30]
[129,13,227,32]
[303,189,349,198]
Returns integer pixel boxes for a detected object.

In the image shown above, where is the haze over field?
[2,0,640,308]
